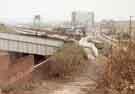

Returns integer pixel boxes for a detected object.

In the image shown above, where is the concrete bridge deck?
[0,32,65,55]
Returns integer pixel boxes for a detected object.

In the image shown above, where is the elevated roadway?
[0,32,65,55]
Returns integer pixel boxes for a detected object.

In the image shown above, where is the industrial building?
[71,11,95,27]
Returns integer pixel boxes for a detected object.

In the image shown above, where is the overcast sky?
[0,0,134,23]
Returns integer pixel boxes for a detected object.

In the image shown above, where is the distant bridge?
[0,32,65,55]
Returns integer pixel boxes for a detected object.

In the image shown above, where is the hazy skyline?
[0,0,134,23]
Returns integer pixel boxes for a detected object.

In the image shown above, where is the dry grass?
[97,41,135,94]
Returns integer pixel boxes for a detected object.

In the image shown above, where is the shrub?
[97,41,135,94]
[41,43,89,79]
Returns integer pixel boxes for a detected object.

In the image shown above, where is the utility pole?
[128,16,133,55]
[129,16,132,38]
[129,16,133,39]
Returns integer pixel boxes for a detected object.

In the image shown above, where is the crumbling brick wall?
[0,52,10,85]
[7,55,34,85]
[0,52,34,86]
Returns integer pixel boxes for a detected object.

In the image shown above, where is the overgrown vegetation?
[41,43,89,79]
[97,41,135,94]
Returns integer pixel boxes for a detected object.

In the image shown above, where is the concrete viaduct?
[0,32,65,56]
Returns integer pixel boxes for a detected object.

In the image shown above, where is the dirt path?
[52,80,96,94]
[32,60,105,94]
[33,79,97,94]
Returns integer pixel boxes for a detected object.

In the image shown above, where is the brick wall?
[0,53,34,86]
[7,55,34,85]
[0,52,10,85]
